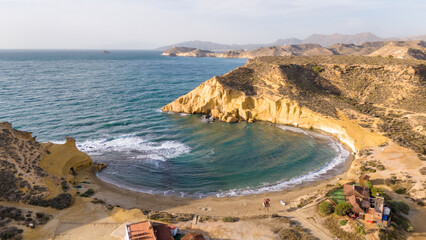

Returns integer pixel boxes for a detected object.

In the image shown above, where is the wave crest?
[77,136,190,161]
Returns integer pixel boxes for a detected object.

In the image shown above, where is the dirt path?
[285,206,333,240]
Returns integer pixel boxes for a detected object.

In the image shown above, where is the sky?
[0,0,425,49]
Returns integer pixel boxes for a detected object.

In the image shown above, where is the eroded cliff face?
[163,56,426,153]
[0,122,92,208]
[162,76,381,151]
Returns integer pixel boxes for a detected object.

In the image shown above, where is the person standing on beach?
[263,198,271,214]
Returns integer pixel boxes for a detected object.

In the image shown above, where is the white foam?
[92,127,350,198]
[214,131,350,197]
[200,115,214,123]
[77,135,190,162]
[277,125,310,136]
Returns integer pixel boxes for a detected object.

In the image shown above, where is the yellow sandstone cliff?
[163,56,426,153]
[41,137,92,178]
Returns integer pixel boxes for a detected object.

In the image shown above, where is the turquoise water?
[0,50,348,197]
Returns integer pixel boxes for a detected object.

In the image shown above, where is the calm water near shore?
[0,50,349,197]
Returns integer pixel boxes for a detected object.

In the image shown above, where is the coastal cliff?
[0,122,92,208]
[163,56,426,154]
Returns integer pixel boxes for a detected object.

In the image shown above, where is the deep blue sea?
[0,50,348,197]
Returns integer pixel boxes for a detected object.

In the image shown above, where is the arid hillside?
[163,56,426,155]
[163,40,426,60]
[0,122,92,209]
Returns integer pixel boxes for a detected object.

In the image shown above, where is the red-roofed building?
[343,184,390,226]
[125,221,174,240]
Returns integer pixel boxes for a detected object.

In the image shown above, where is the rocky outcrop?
[163,56,426,154]
[94,162,108,172]
[0,122,92,208]
[162,47,214,57]
[40,137,92,178]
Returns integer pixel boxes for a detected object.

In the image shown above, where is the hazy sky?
[1,0,425,49]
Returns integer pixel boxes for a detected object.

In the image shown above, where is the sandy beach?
[8,136,422,240]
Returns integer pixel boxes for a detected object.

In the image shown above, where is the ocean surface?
[0,50,349,197]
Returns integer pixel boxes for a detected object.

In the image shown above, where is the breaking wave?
[76,135,191,162]
[213,127,350,197]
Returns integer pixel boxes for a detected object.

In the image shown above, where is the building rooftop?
[347,195,365,214]
[343,184,370,199]
[127,221,156,240]
[126,221,174,240]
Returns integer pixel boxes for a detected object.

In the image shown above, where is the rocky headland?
[0,122,92,209]
[162,55,426,154]
[162,40,426,60]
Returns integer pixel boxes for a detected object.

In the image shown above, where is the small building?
[125,221,174,240]
[343,184,390,226]
[343,184,370,202]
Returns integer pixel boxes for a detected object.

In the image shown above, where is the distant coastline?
[161,40,426,60]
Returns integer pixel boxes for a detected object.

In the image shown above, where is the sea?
[0,50,349,198]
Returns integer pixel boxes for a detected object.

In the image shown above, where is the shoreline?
[80,122,357,217]
[90,121,355,199]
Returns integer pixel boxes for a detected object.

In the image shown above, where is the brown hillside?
[163,56,426,154]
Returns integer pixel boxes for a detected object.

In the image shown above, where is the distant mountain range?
[157,32,426,51]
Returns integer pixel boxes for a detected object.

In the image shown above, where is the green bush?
[378,228,404,240]
[355,225,366,235]
[80,189,95,198]
[371,187,385,197]
[334,203,352,216]
[399,203,410,215]
[392,186,407,194]
[339,219,348,226]
[392,214,414,232]
[313,66,323,73]
[396,201,410,215]
[362,180,373,190]
[318,201,334,215]
[388,200,410,215]
[387,55,393,59]
[377,165,385,171]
